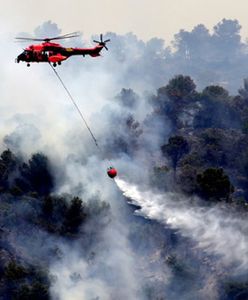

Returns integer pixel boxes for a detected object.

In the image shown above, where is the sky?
[2,0,248,42]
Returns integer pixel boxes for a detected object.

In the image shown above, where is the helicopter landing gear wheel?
[27,63,30,67]
[58,61,61,65]
[53,63,57,67]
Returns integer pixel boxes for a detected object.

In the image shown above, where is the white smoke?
[116,178,248,273]
[49,220,144,300]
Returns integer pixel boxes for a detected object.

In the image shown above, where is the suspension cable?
[49,62,116,170]
[49,63,99,148]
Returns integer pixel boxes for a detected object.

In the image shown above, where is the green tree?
[42,196,54,216]
[63,197,86,234]
[155,75,198,129]
[212,19,242,61]
[0,150,18,189]
[202,85,229,99]
[213,19,241,49]
[14,282,49,300]
[194,85,241,129]
[4,262,27,280]
[116,88,139,108]
[177,164,198,194]
[197,168,234,201]
[161,136,189,170]
[234,79,248,133]
[164,75,196,100]
[18,153,53,195]
[173,24,210,60]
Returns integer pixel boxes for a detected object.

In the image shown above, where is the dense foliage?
[153,75,248,208]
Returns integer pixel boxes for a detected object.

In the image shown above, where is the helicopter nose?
[17,53,25,62]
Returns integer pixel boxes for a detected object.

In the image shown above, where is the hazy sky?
[2,0,248,42]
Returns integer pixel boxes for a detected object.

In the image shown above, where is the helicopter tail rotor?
[93,34,110,50]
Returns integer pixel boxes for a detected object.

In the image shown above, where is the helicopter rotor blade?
[49,34,80,41]
[15,32,81,43]
[54,31,79,38]
[15,37,45,41]
[14,40,32,43]
[48,32,80,40]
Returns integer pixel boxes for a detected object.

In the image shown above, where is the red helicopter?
[15,32,110,67]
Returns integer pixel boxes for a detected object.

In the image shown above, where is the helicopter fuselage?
[16,41,104,66]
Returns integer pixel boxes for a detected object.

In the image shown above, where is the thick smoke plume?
[116,178,248,273]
